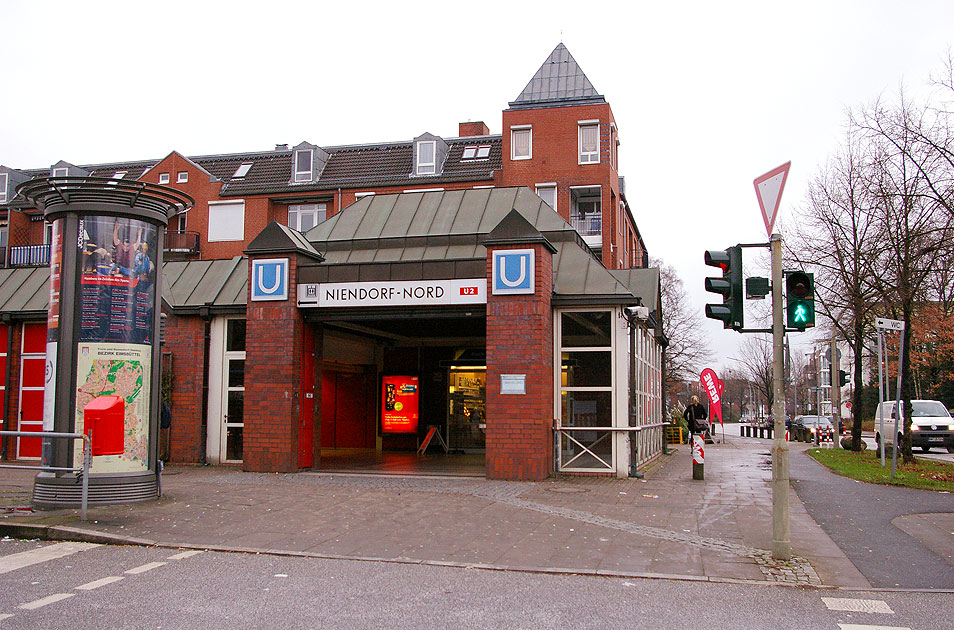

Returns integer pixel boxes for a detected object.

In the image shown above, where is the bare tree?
[653,258,714,408]
[788,128,882,450]
[737,336,774,414]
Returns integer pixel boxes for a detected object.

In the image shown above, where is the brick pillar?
[485,244,554,480]
[243,255,304,472]
[163,312,207,463]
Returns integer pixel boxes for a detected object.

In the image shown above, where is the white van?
[874,400,954,453]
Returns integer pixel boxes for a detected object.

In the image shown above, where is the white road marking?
[823,598,894,614]
[19,593,75,610]
[837,625,910,630]
[167,550,203,560]
[0,542,99,575]
[125,561,166,574]
[76,576,125,590]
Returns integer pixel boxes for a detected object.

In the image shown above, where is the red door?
[319,370,374,449]
[298,327,315,468]
[18,322,47,459]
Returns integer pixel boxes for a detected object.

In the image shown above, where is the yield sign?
[753,161,791,237]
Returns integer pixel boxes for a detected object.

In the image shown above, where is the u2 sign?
[251,258,289,301]
[492,249,535,295]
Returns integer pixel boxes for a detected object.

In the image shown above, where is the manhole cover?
[547,487,590,494]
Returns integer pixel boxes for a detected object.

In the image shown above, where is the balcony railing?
[164,230,200,256]
[570,213,602,237]
[9,244,50,267]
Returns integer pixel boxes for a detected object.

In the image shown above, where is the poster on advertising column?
[72,215,158,473]
[382,375,419,434]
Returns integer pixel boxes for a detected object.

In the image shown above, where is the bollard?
[692,434,705,480]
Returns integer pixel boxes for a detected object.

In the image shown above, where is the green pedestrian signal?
[785,270,815,330]
[704,246,743,331]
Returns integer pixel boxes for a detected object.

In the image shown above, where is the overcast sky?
[3,0,953,373]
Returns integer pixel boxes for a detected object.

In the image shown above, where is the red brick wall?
[499,102,640,269]
[243,255,304,472]
[484,244,554,480]
[162,311,207,463]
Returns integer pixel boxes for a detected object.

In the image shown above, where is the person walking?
[683,395,709,443]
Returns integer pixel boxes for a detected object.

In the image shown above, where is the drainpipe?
[199,306,212,465]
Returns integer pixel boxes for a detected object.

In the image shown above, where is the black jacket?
[683,403,708,433]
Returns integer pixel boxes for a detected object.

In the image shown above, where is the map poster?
[78,216,158,345]
[73,342,151,473]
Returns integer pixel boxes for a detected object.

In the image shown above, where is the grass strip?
[807,448,954,492]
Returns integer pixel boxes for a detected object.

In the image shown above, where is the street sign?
[754,162,791,237]
[875,317,905,331]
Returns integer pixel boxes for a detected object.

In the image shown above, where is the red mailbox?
[83,395,126,456]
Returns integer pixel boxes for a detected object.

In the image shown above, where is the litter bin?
[83,396,125,456]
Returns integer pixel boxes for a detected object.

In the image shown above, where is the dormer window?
[0,173,7,203]
[159,173,170,184]
[294,149,313,182]
[461,145,491,161]
[52,167,68,178]
[417,141,436,175]
[233,163,253,179]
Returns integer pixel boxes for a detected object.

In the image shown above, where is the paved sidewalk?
[0,435,868,588]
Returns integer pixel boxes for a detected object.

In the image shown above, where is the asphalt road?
[789,449,954,589]
[0,540,950,629]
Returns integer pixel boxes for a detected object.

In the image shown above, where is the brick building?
[0,44,665,480]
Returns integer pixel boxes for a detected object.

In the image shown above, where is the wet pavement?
[0,435,889,589]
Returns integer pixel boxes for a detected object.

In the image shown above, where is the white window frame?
[177,171,189,183]
[287,203,326,232]
[535,183,557,212]
[511,126,532,160]
[294,149,313,183]
[417,141,436,175]
[578,120,600,164]
[158,173,170,184]
[208,201,246,242]
[52,167,68,178]
[0,173,7,203]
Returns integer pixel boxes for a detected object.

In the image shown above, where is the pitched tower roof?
[509,43,605,109]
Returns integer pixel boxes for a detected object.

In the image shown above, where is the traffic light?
[785,270,815,330]
[704,246,743,331]
[838,369,848,386]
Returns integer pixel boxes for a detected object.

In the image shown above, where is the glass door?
[221,319,245,462]
[447,368,486,451]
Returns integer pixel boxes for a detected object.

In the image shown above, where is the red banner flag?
[700,368,724,427]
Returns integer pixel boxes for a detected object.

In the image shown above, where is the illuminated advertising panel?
[382,375,419,434]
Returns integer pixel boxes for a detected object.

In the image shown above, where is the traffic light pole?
[770,233,791,560]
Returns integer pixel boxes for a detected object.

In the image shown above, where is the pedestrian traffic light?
[838,369,848,386]
[704,246,743,331]
[785,270,815,330]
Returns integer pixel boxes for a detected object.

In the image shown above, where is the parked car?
[874,400,954,453]
[793,415,834,441]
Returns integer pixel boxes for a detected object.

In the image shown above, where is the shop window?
[511,127,531,160]
[535,184,556,211]
[223,318,246,463]
[579,122,599,164]
[557,310,615,472]
[208,201,245,242]
[288,203,326,233]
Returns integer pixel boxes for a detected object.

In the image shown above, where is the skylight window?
[461,145,491,161]
[107,171,127,185]
[233,163,253,179]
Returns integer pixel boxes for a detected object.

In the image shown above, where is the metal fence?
[0,430,91,520]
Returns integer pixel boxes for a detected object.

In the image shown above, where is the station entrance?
[306,306,487,476]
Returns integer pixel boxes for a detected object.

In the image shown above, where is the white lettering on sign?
[702,371,720,404]
[298,279,486,308]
